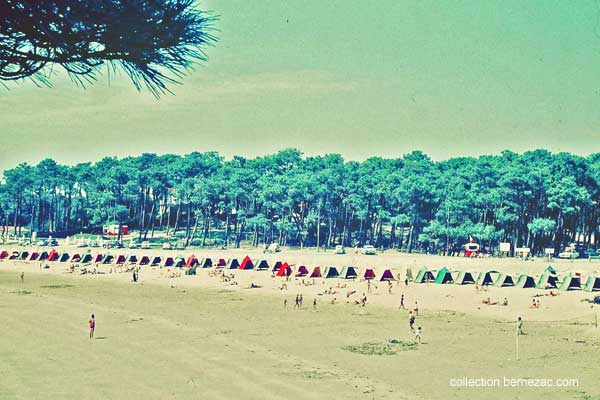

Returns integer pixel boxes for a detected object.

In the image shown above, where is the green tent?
[477,271,497,286]
[584,276,600,292]
[536,271,559,289]
[454,271,475,285]
[558,272,581,291]
[324,266,340,278]
[340,266,358,279]
[515,274,536,288]
[414,268,435,283]
[434,267,454,284]
[494,273,515,287]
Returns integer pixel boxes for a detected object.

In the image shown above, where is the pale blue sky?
[1,0,600,171]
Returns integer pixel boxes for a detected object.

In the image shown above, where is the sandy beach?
[1,247,599,400]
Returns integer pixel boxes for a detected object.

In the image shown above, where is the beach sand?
[1,247,599,399]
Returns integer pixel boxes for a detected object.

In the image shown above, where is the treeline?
[0,149,599,254]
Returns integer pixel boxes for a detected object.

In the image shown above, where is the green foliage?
[1,149,599,253]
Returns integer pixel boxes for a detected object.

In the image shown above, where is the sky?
[1,0,600,172]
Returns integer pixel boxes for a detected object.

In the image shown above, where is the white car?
[162,242,172,250]
[141,241,151,249]
[76,239,88,248]
[363,245,377,255]
[558,251,579,259]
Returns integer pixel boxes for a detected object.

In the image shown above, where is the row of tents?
[414,266,600,292]
[0,250,397,280]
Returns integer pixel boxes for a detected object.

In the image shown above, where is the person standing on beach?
[367,280,372,294]
[20,272,24,284]
[409,311,415,332]
[283,298,287,308]
[294,295,300,309]
[313,298,317,311]
[299,294,303,308]
[89,314,96,339]
[388,281,393,294]
[399,294,405,309]
[414,301,419,316]
[517,317,524,335]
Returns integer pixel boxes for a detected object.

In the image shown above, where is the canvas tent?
[414,268,435,283]
[454,271,475,285]
[364,268,376,280]
[116,255,127,264]
[102,254,114,264]
[58,252,70,262]
[163,257,175,267]
[558,272,581,291]
[81,253,93,264]
[0,250,8,259]
[477,271,497,286]
[139,255,150,266]
[226,258,240,269]
[9,251,19,260]
[70,253,81,263]
[127,255,138,264]
[272,261,283,272]
[47,249,59,261]
[276,262,292,277]
[434,267,453,284]
[494,272,515,287]
[29,251,40,261]
[536,271,559,289]
[296,265,309,277]
[340,266,358,279]
[310,266,322,278]
[324,266,340,278]
[256,259,269,270]
[151,256,162,266]
[239,256,254,270]
[93,253,103,263]
[515,274,536,288]
[216,258,227,267]
[584,275,600,292]
[185,255,198,268]
[380,269,395,281]
[39,251,49,261]
[200,257,212,268]
[19,251,29,260]
[174,256,186,268]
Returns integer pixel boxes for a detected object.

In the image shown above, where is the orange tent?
[47,249,59,261]
[239,256,254,270]
[276,262,292,277]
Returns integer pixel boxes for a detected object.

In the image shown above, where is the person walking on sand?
[399,294,405,309]
[404,277,408,286]
[367,280,372,294]
[415,326,422,344]
[89,314,96,339]
[283,298,288,308]
[388,281,393,294]
[299,294,303,308]
[408,311,416,332]
[414,301,419,316]
[20,272,24,284]
[294,294,300,309]
[313,298,317,311]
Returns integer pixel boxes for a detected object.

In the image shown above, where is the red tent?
[272,261,283,272]
[364,268,376,280]
[47,249,59,261]
[0,250,8,259]
[296,265,309,277]
[380,269,395,281]
[217,258,227,267]
[310,266,322,278]
[276,262,292,277]
[239,256,254,270]
[185,255,198,268]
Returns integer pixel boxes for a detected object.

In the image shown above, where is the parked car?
[48,238,58,246]
[162,242,172,250]
[141,241,151,249]
[362,245,377,255]
[334,245,346,254]
[128,240,139,249]
[37,239,48,246]
[89,240,100,247]
[76,239,88,247]
[558,250,579,259]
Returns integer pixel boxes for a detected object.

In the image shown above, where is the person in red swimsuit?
[89,314,95,339]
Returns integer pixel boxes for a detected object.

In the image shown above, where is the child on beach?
[415,326,422,344]
[409,311,415,332]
